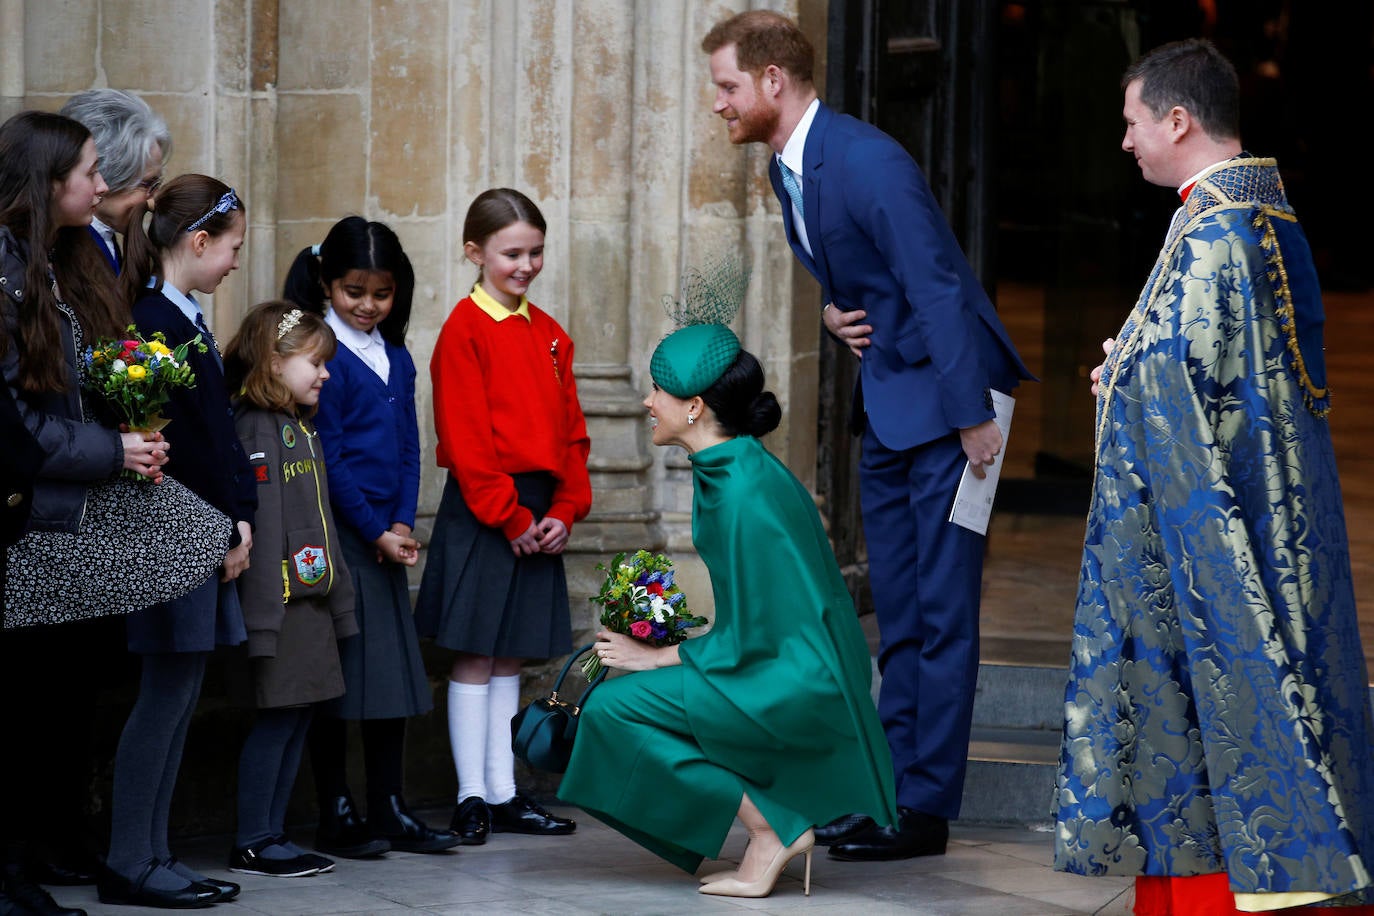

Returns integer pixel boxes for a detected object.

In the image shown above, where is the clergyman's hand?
[1089,337,1115,397]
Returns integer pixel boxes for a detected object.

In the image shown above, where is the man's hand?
[1089,338,1115,397]
[823,303,872,359]
[959,419,1003,481]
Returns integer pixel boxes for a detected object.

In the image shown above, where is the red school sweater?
[430,288,592,541]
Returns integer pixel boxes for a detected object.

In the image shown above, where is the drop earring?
[687,413,695,425]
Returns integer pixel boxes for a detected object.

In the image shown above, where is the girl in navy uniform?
[283,217,458,856]
[102,174,255,909]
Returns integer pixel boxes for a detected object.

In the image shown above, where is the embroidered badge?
[254,465,269,483]
[281,424,297,449]
[291,544,327,586]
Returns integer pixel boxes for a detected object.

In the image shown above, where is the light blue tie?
[778,160,804,221]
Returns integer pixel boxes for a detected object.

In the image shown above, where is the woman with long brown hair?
[0,111,230,911]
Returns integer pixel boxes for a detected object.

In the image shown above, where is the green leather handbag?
[510,643,607,773]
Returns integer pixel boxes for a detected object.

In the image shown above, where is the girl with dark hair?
[415,188,591,845]
[558,324,898,900]
[282,217,458,857]
[0,112,227,913]
[99,173,256,908]
[224,302,357,879]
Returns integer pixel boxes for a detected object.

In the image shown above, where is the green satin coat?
[559,435,897,872]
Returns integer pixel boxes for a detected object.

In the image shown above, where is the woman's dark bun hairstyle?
[699,349,780,438]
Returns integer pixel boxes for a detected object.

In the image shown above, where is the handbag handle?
[548,642,607,715]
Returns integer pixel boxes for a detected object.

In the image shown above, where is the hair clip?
[277,308,304,340]
[311,243,322,257]
[186,189,240,233]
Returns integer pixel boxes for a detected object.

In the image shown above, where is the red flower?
[629,620,653,639]
[122,340,140,350]
[646,581,665,597]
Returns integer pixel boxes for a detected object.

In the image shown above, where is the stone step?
[964,726,1059,826]
[973,660,1066,731]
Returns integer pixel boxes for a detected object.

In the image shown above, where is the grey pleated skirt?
[414,472,573,659]
[320,524,433,720]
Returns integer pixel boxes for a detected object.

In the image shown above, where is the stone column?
[563,0,661,627]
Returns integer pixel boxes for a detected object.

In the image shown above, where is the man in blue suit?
[703,11,1032,861]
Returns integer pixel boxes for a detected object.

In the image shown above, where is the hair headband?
[186,189,240,233]
[277,308,304,340]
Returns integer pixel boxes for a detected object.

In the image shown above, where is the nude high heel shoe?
[698,828,814,898]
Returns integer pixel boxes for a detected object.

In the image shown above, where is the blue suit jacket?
[771,102,1032,451]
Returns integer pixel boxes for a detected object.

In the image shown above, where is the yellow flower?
[126,364,148,381]
[146,340,172,357]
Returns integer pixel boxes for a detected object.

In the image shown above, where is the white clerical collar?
[778,97,821,176]
[325,308,384,353]
[149,277,203,327]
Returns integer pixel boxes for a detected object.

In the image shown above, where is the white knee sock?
[447,680,489,802]
[486,674,521,805]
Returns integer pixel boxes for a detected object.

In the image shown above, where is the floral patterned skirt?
[3,475,231,629]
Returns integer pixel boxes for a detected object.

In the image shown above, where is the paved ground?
[50,803,1134,915]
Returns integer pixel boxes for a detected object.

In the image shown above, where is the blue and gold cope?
[1054,158,1374,902]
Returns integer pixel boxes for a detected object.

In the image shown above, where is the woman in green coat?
[558,323,897,899]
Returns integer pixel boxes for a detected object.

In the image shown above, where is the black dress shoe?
[226,839,323,878]
[1,864,88,916]
[163,858,239,902]
[315,794,391,858]
[829,808,949,861]
[96,861,218,909]
[368,795,461,853]
[813,813,876,846]
[450,796,490,846]
[489,792,575,836]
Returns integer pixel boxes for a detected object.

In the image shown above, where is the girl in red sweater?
[415,188,591,845]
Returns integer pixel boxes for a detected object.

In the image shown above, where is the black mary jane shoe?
[449,796,490,846]
[96,861,218,909]
[489,792,576,836]
[315,794,391,859]
[164,858,239,902]
[813,813,877,847]
[369,795,461,853]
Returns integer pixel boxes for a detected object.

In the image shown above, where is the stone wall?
[1,0,827,828]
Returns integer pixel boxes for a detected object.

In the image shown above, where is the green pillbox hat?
[650,323,741,398]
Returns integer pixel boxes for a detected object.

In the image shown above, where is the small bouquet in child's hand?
[83,325,207,434]
[582,549,707,679]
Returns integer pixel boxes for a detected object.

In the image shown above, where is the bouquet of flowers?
[582,549,707,679]
[83,325,206,434]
